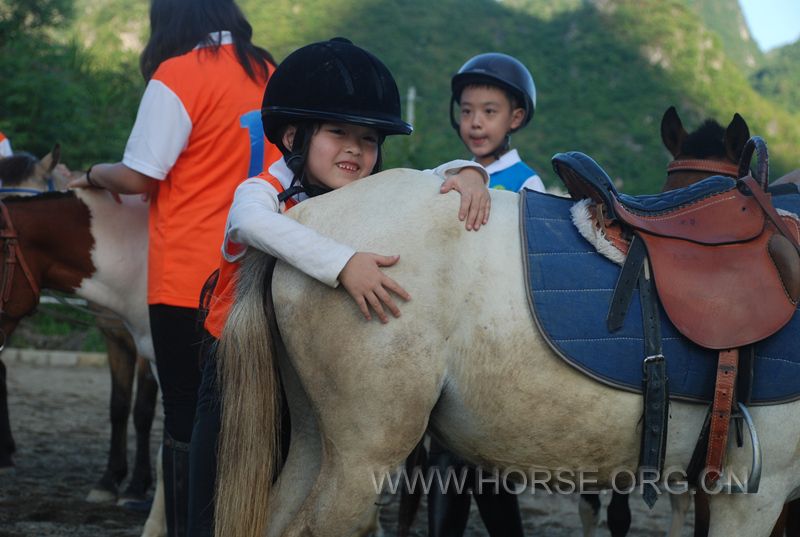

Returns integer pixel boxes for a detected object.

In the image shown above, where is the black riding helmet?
[262,37,412,153]
[450,52,536,132]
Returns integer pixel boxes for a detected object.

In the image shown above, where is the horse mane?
[2,190,76,203]
[0,152,39,186]
[681,119,726,158]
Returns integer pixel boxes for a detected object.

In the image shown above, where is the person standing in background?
[0,132,12,158]
[68,1,279,535]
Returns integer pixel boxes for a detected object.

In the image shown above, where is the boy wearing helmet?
[451,52,545,193]
[423,52,537,537]
[191,38,492,537]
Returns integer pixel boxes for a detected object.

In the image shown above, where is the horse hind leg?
[120,355,158,509]
[86,323,135,503]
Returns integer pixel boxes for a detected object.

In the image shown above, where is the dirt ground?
[0,362,695,536]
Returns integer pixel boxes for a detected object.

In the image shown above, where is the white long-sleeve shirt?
[223,158,488,287]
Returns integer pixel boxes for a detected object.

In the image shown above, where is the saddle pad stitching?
[755,355,800,366]
[555,336,685,343]
[534,288,615,293]
[616,193,739,221]
[527,251,599,257]
[527,216,573,222]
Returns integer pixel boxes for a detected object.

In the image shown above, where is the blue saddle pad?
[521,189,800,405]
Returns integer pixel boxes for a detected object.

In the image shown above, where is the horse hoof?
[86,488,117,503]
[117,497,153,512]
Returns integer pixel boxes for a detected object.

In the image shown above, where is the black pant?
[427,438,525,537]
[188,345,220,537]
[149,304,205,537]
[149,305,205,442]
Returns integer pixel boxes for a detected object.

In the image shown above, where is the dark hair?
[139,0,275,82]
[283,122,384,194]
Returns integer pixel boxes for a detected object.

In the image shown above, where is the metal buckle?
[642,354,664,374]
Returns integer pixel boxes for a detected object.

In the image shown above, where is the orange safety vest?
[204,172,298,339]
[146,45,281,307]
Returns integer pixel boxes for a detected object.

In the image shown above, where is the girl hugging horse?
[195,38,493,537]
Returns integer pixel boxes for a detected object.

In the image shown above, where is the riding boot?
[163,433,191,537]
[427,440,471,537]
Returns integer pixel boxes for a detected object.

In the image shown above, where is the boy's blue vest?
[489,161,537,191]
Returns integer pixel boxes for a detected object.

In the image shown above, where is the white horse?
[215,168,799,537]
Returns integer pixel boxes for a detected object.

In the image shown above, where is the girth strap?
[704,348,739,488]
[636,251,668,508]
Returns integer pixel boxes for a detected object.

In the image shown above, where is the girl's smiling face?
[299,122,381,190]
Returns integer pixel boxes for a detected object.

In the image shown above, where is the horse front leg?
[0,357,15,471]
[87,323,135,503]
[120,355,158,508]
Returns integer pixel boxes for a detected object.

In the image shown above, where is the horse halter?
[666,158,740,178]
[0,200,40,350]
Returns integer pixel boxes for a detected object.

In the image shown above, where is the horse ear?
[661,106,687,158]
[50,144,61,171]
[725,113,750,163]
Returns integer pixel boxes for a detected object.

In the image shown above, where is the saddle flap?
[612,188,766,245]
[640,229,797,349]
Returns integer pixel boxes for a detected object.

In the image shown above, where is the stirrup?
[714,402,761,494]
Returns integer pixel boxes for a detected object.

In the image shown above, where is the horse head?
[661,106,750,191]
[0,144,67,196]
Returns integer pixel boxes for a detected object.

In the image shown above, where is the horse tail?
[214,250,281,537]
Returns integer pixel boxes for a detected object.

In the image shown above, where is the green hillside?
[685,0,763,71]
[751,40,800,111]
[1,0,798,194]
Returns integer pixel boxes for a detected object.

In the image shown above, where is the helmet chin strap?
[278,176,332,203]
[278,153,333,203]
[490,135,511,162]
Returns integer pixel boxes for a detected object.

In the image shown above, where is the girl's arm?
[426,160,491,231]
[226,179,410,322]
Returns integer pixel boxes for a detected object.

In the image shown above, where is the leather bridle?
[0,200,40,350]
[666,158,740,178]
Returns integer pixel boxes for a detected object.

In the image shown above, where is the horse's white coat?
[73,189,153,362]
[258,169,800,537]
[70,189,163,537]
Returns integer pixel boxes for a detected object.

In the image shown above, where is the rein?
[666,158,739,178]
[0,200,40,349]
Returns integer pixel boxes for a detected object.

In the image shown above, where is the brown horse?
[0,167,157,509]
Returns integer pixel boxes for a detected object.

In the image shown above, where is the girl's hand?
[68,173,92,189]
[339,252,411,323]
[440,168,491,231]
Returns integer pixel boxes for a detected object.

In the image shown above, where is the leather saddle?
[552,149,800,349]
[551,137,800,495]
